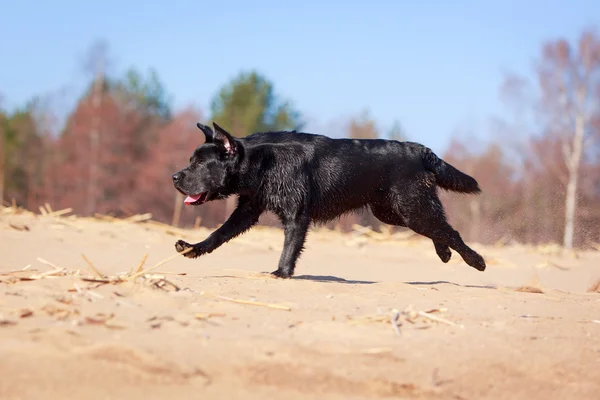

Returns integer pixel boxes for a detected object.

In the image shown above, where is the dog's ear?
[196,123,214,143]
[212,122,237,155]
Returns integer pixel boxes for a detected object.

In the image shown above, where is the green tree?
[0,105,42,208]
[112,67,173,163]
[208,70,303,218]
[210,70,303,137]
[113,67,172,121]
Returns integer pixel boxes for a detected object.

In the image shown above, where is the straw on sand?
[347,305,463,336]
[201,292,292,311]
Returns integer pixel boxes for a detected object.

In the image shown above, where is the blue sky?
[1,0,598,153]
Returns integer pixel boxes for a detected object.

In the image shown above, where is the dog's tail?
[421,147,481,194]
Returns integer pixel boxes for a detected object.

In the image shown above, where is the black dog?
[172,122,486,278]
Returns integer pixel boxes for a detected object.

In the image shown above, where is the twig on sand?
[152,271,187,276]
[22,258,69,279]
[134,254,148,274]
[3,209,191,289]
[86,290,105,300]
[146,275,180,291]
[417,311,462,327]
[124,213,153,223]
[36,257,62,271]
[74,249,189,291]
[202,292,291,311]
[348,305,463,335]
[79,276,114,284]
[29,269,67,279]
[81,254,104,278]
[195,312,226,320]
[127,247,193,281]
[8,223,29,231]
[47,208,73,217]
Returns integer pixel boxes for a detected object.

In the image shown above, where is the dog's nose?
[172,172,184,183]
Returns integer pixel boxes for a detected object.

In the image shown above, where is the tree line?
[1,29,600,249]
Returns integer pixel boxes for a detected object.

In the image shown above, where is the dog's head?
[172,122,241,206]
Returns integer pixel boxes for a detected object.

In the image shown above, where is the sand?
[1,209,599,400]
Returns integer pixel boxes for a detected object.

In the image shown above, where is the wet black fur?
[172,122,486,278]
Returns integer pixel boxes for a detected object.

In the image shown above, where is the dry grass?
[346,306,463,336]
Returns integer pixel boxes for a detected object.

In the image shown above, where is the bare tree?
[537,30,600,249]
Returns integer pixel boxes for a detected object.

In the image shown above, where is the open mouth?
[183,192,209,206]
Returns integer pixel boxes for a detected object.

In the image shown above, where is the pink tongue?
[184,194,202,205]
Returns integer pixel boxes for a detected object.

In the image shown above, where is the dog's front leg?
[271,212,310,279]
[175,197,262,259]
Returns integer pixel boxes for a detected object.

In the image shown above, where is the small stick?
[209,293,291,311]
[36,257,61,270]
[152,271,187,276]
[9,223,29,231]
[47,208,73,217]
[29,268,66,279]
[133,253,148,274]
[87,290,104,299]
[124,213,152,223]
[81,254,104,278]
[94,213,114,221]
[80,277,113,284]
[417,311,463,328]
[127,248,193,281]
[152,278,180,291]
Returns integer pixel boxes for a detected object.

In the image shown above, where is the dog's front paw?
[175,240,199,258]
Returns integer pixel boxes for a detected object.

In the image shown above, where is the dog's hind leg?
[403,195,486,271]
[433,241,452,263]
[413,220,485,271]
[271,210,310,279]
[371,203,453,264]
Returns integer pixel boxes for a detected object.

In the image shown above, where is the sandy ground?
[1,210,600,400]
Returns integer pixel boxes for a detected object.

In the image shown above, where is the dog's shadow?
[293,275,376,285]
[404,280,497,289]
